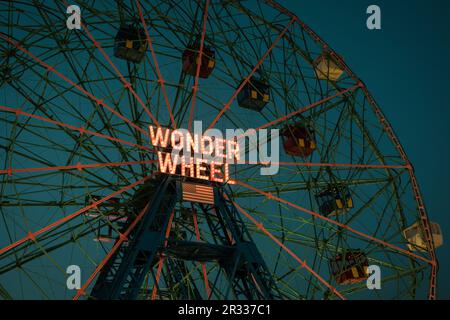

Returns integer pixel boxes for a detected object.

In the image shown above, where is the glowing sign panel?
[149,126,238,184]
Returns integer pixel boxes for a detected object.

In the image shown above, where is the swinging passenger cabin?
[282,123,316,157]
[329,250,369,285]
[315,185,353,217]
[182,44,216,78]
[114,25,148,63]
[237,77,270,112]
[314,52,344,82]
[403,221,443,252]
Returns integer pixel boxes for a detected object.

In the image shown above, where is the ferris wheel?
[0,0,443,300]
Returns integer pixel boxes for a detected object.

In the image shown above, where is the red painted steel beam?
[0,105,152,152]
[262,0,437,298]
[136,0,176,129]
[192,207,212,298]
[151,209,175,300]
[207,17,296,130]
[227,195,345,300]
[0,33,149,137]
[0,160,157,176]
[234,180,433,265]
[0,174,156,257]
[188,0,211,133]
[240,161,409,170]
[255,84,361,132]
[65,0,160,127]
[73,201,152,299]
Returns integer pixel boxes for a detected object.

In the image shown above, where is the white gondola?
[403,221,443,252]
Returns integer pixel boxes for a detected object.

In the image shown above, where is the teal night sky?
[278,0,450,298]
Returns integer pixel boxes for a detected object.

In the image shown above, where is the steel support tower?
[90,176,281,300]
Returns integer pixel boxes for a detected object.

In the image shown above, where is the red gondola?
[182,45,215,78]
[329,250,369,285]
[282,124,316,157]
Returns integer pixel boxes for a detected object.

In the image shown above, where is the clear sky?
[276,0,450,298]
